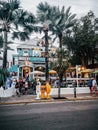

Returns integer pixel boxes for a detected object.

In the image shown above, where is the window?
[23,49,29,56]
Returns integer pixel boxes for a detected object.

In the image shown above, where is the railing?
[0,87,90,97]
[39,76,57,81]
[66,77,89,88]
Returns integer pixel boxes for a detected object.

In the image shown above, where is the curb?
[0,98,55,105]
[67,97,98,101]
[0,97,98,105]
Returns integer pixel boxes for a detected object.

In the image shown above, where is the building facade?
[10,38,57,81]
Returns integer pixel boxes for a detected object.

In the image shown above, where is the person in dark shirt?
[88,78,93,95]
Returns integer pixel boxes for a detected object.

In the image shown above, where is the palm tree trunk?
[58,73,63,98]
[59,34,62,48]
[44,30,49,81]
[2,30,7,69]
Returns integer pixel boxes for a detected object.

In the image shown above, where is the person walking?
[25,81,29,95]
[36,79,41,99]
[18,78,23,94]
[15,80,20,97]
[22,78,26,95]
[88,78,93,95]
[55,77,59,88]
[92,77,97,96]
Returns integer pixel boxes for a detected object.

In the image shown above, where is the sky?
[21,0,98,18]
[7,0,98,61]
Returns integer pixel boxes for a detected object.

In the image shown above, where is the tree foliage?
[0,0,37,68]
[0,68,9,87]
[63,11,98,67]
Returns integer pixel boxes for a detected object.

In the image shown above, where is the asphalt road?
[0,100,98,130]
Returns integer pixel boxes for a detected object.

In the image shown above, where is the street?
[0,100,98,130]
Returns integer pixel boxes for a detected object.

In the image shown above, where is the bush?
[0,68,9,87]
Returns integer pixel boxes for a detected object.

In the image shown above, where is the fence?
[66,77,89,87]
[0,86,90,98]
[0,86,16,97]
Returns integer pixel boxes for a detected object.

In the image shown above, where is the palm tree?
[36,2,76,98]
[49,6,76,98]
[37,2,52,81]
[0,0,36,68]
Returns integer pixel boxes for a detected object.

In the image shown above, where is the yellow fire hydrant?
[40,85,46,99]
[45,81,51,99]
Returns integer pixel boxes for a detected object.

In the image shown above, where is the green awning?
[30,57,45,63]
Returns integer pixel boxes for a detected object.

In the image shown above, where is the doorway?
[23,67,30,79]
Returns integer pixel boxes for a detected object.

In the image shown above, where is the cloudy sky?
[20,0,98,18]
[8,0,98,61]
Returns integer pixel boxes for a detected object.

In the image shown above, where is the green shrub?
[0,68,9,87]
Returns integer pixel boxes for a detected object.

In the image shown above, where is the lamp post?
[74,65,79,98]
[74,65,81,98]
[76,65,79,88]
[43,23,49,81]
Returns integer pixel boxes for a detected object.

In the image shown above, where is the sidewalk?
[0,93,98,105]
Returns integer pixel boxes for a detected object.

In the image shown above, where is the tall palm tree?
[37,2,52,81]
[49,6,76,98]
[37,2,76,98]
[0,0,36,68]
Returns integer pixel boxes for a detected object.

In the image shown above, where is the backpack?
[15,82,19,88]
